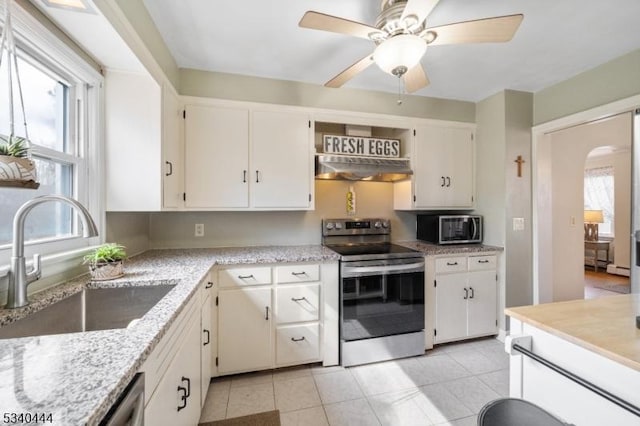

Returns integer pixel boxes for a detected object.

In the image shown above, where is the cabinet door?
[145,312,201,426]
[218,287,272,373]
[184,104,249,208]
[201,293,212,407]
[413,125,448,208]
[413,125,474,209]
[162,85,184,208]
[446,127,474,208]
[467,270,497,337]
[434,273,468,343]
[251,110,311,209]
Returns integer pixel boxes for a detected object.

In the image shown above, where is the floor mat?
[594,283,630,294]
[199,410,280,426]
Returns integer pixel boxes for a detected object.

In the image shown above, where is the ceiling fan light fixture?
[373,34,427,76]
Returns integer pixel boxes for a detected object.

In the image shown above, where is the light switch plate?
[513,217,525,231]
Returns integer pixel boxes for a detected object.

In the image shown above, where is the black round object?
[478,398,571,426]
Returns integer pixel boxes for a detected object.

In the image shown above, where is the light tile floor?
[199,337,508,426]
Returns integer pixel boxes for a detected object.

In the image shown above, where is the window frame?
[0,2,103,267]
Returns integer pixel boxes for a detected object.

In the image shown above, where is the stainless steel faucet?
[4,195,99,309]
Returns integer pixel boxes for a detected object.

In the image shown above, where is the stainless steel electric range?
[322,218,425,367]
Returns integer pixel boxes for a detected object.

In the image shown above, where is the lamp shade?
[584,209,604,223]
[373,34,427,75]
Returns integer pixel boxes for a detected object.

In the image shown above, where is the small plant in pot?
[83,243,127,281]
[0,134,39,187]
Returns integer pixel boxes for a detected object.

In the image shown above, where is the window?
[0,4,102,264]
[584,166,614,236]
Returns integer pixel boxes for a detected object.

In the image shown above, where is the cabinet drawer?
[276,323,320,365]
[219,267,272,287]
[435,257,467,274]
[275,264,320,283]
[468,255,497,271]
[276,284,320,324]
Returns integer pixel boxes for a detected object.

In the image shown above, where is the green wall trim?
[534,48,640,125]
[179,69,476,122]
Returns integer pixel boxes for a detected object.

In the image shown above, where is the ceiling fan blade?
[325,53,375,88]
[425,14,524,46]
[403,64,430,93]
[299,11,381,40]
[401,0,440,25]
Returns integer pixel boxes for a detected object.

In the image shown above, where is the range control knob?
[325,222,335,230]
[382,221,390,228]
[374,221,382,229]
[335,223,343,230]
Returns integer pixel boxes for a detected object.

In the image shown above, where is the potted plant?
[0,134,38,188]
[83,243,127,281]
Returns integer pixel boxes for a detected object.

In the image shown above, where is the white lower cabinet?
[430,254,498,344]
[276,323,320,365]
[143,301,202,425]
[217,286,272,374]
[201,281,213,406]
[214,262,338,376]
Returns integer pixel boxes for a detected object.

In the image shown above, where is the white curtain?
[584,166,614,236]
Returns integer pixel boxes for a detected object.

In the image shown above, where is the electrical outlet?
[195,223,204,237]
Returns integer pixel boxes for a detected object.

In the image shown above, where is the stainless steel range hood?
[315,154,413,182]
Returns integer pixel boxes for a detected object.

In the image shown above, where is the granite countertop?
[398,240,504,255]
[506,294,640,372]
[0,245,338,425]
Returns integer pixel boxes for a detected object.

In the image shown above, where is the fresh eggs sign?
[322,134,400,158]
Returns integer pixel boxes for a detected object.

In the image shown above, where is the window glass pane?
[584,167,614,236]
[0,157,73,245]
[0,54,68,152]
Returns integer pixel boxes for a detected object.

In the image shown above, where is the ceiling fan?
[299,0,523,94]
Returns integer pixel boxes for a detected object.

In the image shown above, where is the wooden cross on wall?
[515,155,525,177]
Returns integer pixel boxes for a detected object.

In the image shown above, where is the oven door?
[340,258,425,342]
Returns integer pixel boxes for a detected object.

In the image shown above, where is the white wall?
[584,150,632,269]
[538,112,632,301]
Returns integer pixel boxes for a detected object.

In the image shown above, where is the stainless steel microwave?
[417,215,482,245]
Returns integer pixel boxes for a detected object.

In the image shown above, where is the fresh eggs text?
[322,135,400,158]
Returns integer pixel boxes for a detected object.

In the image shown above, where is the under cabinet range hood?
[315,154,413,182]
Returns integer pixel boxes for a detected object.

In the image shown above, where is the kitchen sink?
[0,285,176,339]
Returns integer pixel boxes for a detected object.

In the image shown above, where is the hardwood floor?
[584,270,630,299]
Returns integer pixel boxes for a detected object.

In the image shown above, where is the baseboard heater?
[606,264,630,277]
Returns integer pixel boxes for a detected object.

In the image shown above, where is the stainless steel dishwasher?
[99,373,144,426]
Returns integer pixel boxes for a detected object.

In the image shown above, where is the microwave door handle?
[471,219,478,240]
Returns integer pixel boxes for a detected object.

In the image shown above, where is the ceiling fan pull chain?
[397,75,403,106]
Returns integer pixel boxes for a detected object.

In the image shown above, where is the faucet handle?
[26,254,42,284]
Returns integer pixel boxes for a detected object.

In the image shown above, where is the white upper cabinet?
[251,110,312,209]
[395,123,475,210]
[183,101,314,210]
[184,104,250,208]
[105,70,183,211]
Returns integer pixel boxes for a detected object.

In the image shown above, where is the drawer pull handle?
[291,296,308,302]
[291,271,307,276]
[177,386,187,411]
[478,260,490,264]
[469,287,475,299]
[205,281,213,289]
[291,336,306,342]
[182,376,191,398]
[463,288,468,300]
[203,329,210,346]
[446,262,458,266]
[238,274,255,280]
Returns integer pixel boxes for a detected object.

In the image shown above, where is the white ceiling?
[142,0,640,102]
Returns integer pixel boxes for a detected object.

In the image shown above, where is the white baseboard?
[606,264,630,277]
[497,329,507,342]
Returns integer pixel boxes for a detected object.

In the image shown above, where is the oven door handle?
[342,262,425,276]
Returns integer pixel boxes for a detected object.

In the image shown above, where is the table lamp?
[584,209,604,241]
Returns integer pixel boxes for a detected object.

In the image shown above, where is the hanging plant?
[0,0,39,189]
